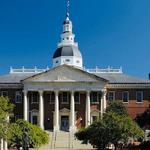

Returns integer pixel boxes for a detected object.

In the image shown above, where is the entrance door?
[32,115,38,125]
[61,116,69,131]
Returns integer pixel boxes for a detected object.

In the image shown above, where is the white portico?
[22,65,108,131]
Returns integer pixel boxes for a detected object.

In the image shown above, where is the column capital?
[86,90,90,95]
[101,88,107,95]
[71,91,75,94]
[39,90,43,95]
[23,90,28,94]
[55,90,59,95]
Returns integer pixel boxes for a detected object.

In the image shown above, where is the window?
[1,91,8,97]
[31,92,39,104]
[56,60,59,63]
[122,91,129,103]
[47,92,55,104]
[75,92,80,104]
[15,91,22,103]
[76,60,80,63]
[90,92,99,103]
[62,92,69,104]
[65,59,70,62]
[136,91,143,103]
[108,91,115,101]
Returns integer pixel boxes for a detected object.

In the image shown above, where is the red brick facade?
[0,88,149,129]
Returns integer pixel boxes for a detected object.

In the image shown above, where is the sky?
[0,0,150,79]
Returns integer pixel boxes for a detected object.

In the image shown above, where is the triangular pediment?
[60,108,70,113]
[22,65,108,83]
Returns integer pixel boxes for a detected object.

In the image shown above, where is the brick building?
[0,4,150,132]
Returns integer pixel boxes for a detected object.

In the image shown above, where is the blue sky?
[0,0,150,79]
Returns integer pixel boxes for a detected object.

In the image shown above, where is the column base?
[54,126,59,132]
[69,126,76,133]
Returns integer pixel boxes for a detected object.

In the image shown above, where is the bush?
[9,119,49,149]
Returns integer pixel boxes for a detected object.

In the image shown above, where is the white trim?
[90,92,100,104]
[122,91,129,103]
[136,91,143,103]
[31,92,39,104]
[108,91,115,101]
[61,92,69,104]
[15,91,22,103]
[31,110,39,125]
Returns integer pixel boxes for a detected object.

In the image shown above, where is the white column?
[0,139,3,150]
[4,141,7,150]
[86,91,91,126]
[100,93,103,118]
[39,91,44,130]
[54,91,59,131]
[103,89,107,112]
[70,91,75,132]
[101,89,107,118]
[23,91,28,121]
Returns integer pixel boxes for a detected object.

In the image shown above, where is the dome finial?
[66,0,70,19]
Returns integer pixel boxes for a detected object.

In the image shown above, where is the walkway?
[38,131,93,150]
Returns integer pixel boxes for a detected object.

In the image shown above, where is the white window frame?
[108,91,115,101]
[1,91,8,97]
[122,91,129,103]
[15,91,22,103]
[48,92,55,104]
[74,92,80,104]
[31,110,39,125]
[136,91,143,103]
[61,92,69,104]
[90,92,99,104]
[31,92,39,104]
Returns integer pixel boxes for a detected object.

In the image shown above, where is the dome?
[53,46,82,59]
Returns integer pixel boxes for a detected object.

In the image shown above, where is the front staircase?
[50,131,93,149]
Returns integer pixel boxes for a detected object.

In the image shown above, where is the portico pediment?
[60,108,70,113]
[22,65,108,84]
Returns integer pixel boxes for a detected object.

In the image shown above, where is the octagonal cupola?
[52,1,83,69]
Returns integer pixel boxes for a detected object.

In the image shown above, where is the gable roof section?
[22,65,108,83]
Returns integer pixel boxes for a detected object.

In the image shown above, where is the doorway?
[61,116,69,131]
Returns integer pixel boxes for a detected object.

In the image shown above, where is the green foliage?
[0,96,14,140]
[135,107,150,129]
[75,112,144,149]
[106,100,128,116]
[9,119,49,149]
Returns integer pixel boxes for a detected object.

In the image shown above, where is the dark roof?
[0,73,36,84]
[53,46,82,58]
[0,68,149,85]
[94,73,150,84]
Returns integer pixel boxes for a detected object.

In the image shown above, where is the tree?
[0,96,14,141]
[106,101,128,116]
[75,112,144,150]
[135,106,150,129]
[9,119,49,149]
